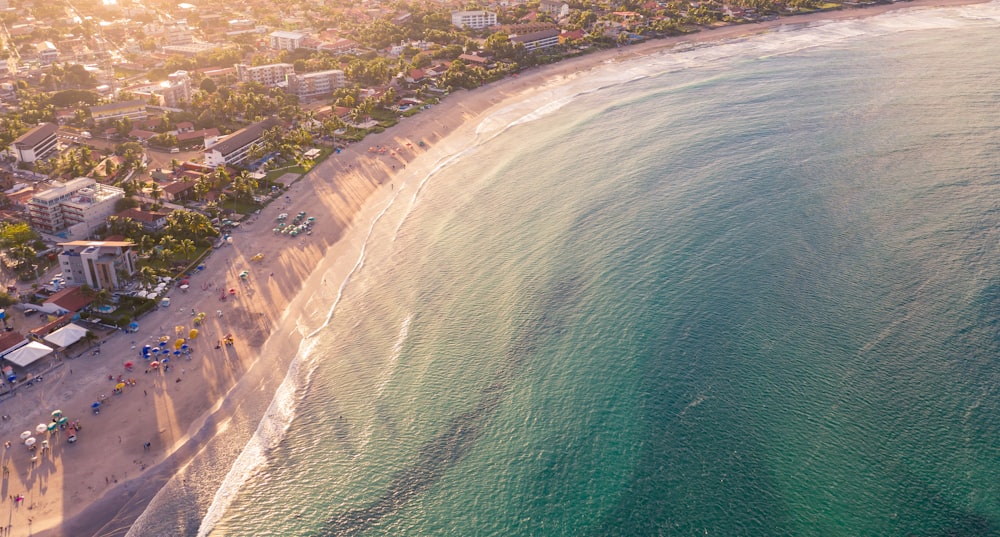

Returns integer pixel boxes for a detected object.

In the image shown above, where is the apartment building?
[203,117,280,167]
[285,69,346,100]
[236,63,295,88]
[269,30,307,51]
[27,178,125,237]
[11,122,58,164]
[451,10,497,29]
[57,240,138,290]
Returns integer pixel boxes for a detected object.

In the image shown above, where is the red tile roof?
[43,287,93,313]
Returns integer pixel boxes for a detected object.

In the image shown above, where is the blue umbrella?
[91,402,101,408]
[128,322,139,330]
[162,358,170,363]
[151,348,160,355]
[173,350,181,356]
[158,341,167,348]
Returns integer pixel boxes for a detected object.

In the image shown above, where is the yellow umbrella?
[175,325,185,335]
[174,338,185,349]
[189,329,199,339]
[115,382,125,391]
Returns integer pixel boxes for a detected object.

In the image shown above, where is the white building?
[27,178,125,238]
[11,122,58,164]
[286,69,345,100]
[510,29,561,52]
[236,63,295,88]
[57,240,138,290]
[269,30,307,51]
[204,118,280,167]
[451,11,497,29]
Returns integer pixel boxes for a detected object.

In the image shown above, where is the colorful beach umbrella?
[91,402,101,408]
[47,422,57,432]
[58,417,68,425]
[51,410,62,418]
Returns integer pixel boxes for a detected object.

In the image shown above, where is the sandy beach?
[0,0,983,535]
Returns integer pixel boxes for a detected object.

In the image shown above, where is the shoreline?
[6,0,987,534]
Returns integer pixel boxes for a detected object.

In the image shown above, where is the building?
[285,69,345,100]
[27,178,125,237]
[35,41,59,64]
[56,240,137,290]
[203,118,280,167]
[451,10,497,29]
[236,63,295,88]
[269,30,307,51]
[113,208,169,231]
[510,29,561,52]
[11,123,58,164]
[89,100,147,122]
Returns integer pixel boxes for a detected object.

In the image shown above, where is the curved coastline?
[19,1,988,535]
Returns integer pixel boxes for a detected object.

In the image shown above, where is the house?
[113,207,169,231]
[11,123,58,164]
[162,180,195,202]
[458,54,493,67]
[203,118,280,168]
[56,240,137,290]
[43,286,94,313]
[405,68,426,84]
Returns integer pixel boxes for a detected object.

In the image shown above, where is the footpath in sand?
[0,0,983,535]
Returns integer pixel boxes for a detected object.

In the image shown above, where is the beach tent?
[4,341,54,367]
[43,323,89,348]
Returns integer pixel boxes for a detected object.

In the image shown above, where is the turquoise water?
[134,4,1000,536]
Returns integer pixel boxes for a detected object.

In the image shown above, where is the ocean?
[129,3,1000,536]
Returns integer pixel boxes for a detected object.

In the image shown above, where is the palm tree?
[148,181,163,204]
[177,238,196,261]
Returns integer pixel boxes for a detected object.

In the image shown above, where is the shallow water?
[131,3,1000,536]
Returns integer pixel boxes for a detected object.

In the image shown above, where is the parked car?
[23,308,38,316]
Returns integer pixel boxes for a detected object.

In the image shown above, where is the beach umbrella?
[24,437,35,447]
[173,350,181,357]
[129,322,139,330]
[174,339,185,349]
[150,361,160,369]
[189,329,198,339]
[91,402,101,409]
[124,361,134,368]
[180,284,189,290]
[51,410,63,419]
[20,431,30,441]
[35,424,47,434]
[181,344,189,352]
[158,340,168,348]
[58,416,68,425]
[151,348,160,355]
[47,422,57,432]
[115,382,125,391]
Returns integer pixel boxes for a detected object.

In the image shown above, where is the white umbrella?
[35,423,47,434]
[180,284,189,290]
[24,437,35,447]
[20,431,31,441]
